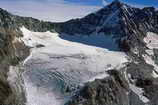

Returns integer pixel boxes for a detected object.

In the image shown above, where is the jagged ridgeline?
[0,0,158,105]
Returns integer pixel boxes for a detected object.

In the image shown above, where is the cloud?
[3,0,156,23]
[0,0,101,22]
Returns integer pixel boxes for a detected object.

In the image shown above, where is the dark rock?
[67,70,129,105]
[36,44,45,48]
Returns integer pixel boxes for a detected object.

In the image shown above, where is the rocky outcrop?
[0,19,28,105]
[0,8,56,105]
[66,70,150,105]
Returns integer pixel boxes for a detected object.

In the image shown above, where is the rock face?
[0,0,158,105]
[67,70,129,105]
[67,70,155,105]
[0,8,56,105]
[66,68,154,105]
[56,0,158,53]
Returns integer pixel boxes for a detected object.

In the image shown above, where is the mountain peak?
[0,8,11,15]
[109,0,124,8]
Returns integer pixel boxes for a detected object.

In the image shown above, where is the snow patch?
[7,66,19,86]
[130,84,149,103]
[87,72,109,82]
[144,32,158,49]
[143,54,158,78]
[152,71,158,78]
[146,49,154,56]
[127,72,150,103]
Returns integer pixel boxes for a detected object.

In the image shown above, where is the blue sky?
[65,0,158,7]
[0,0,157,22]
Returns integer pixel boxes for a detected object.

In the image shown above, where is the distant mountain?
[57,0,158,52]
[0,0,158,105]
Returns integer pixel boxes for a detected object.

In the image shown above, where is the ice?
[20,27,128,105]
[23,75,68,105]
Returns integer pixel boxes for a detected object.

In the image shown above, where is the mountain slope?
[56,0,158,53]
[54,1,158,105]
[0,1,158,105]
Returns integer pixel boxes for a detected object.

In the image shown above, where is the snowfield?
[20,27,127,105]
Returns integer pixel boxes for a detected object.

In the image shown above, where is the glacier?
[20,27,127,105]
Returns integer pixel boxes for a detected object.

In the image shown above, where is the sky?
[0,0,157,22]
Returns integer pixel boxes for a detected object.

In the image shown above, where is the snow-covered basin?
[20,27,127,105]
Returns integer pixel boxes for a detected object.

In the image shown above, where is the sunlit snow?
[144,32,158,49]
